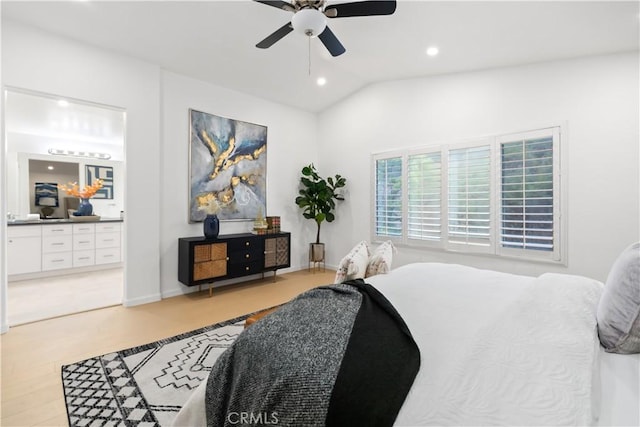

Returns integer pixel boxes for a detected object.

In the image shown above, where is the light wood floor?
[0,268,335,426]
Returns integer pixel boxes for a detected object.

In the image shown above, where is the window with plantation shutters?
[407,152,441,242]
[371,126,562,262]
[447,145,491,249]
[374,156,403,238]
[499,128,558,256]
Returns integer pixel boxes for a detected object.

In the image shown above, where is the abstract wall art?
[189,109,267,222]
[35,182,59,207]
[86,165,114,199]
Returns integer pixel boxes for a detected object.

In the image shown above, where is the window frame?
[371,126,565,264]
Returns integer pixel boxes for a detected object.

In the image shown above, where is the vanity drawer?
[96,247,121,265]
[72,223,95,235]
[8,225,41,238]
[43,252,73,270]
[95,232,120,249]
[96,223,121,233]
[42,224,72,236]
[73,250,95,267]
[73,234,95,251]
[43,235,73,253]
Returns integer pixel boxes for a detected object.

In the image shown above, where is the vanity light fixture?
[48,148,112,160]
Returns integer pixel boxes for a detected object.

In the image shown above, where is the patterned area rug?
[61,314,249,426]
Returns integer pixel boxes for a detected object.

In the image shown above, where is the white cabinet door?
[8,236,42,275]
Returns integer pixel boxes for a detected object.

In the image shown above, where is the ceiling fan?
[254,0,397,57]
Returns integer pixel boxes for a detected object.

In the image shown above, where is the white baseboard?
[123,293,161,307]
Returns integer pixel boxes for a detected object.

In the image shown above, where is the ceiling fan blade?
[256,22,294,49]
[325,1,396,18]
[253,0,295,13]
[318,26,346,57]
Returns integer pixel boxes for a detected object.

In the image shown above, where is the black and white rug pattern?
[61,314,249,426]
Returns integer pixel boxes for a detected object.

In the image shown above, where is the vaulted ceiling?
[3,1,639,112]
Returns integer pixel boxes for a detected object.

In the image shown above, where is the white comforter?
[366,263,603,426]
[175,262,608,426]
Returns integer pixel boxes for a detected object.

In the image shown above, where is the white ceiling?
[2,0,639,113]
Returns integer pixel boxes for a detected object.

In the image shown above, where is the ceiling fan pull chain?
[308,36,312,76]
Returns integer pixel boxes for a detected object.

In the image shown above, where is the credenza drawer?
[43,252,73,270]
[228,261,262,277]
[96,247,121,265]
[43,236,73,253]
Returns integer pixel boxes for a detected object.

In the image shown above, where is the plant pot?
[309,243,325,262]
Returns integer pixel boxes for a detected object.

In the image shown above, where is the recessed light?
[426,46,439,57]
[58,99,69,107]
[317,77,327,86]
[47,165,54,170]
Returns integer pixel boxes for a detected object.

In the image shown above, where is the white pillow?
[334,241,370,284]
[365,240,395,278]
[597,242,640,354]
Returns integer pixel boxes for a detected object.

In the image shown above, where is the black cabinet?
[178,232,291,295]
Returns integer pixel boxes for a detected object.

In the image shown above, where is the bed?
[174,262,640,426]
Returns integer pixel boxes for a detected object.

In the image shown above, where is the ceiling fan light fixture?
[291,8,327,37]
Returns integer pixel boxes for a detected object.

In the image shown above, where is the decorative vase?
[75,198,93,216]
[203,214,220,239]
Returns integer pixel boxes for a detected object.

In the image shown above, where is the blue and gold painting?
[189,109,267,222]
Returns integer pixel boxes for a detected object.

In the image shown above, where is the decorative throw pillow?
[365,240,395,278]
[334,241,370,284]
[597,242,640,354]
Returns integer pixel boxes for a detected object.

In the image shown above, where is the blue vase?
[203,214,219,239]
[74,198,93,216]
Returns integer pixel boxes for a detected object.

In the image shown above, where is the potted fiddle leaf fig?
[295,163,347,263]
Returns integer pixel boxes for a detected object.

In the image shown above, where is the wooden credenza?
[178,232,291,295]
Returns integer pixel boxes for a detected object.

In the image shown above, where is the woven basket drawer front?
[264,252,276,268]
[276,237,289,265]
[264,238,276,252]
[210,243,227,260]
[193,245,211,263]
[194,259,227,281]
[194,243,227,263]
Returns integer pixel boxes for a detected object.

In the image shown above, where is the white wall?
[160,71,318,298]
[318,52,640,282]
[2,20,162,311]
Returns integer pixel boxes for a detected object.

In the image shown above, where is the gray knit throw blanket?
[204,279,420,427]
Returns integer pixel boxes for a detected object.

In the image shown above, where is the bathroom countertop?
[8,218,123,226]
